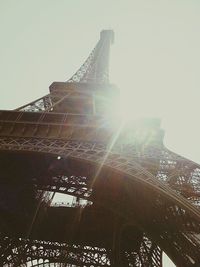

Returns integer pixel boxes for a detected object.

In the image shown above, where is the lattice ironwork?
[1,234,162,267]
[1,237,111,266]
[0,136,200,265]
[0,136,200,209]
[16,95,52,112]
[1,30,200,267]
[36,175,93,200]
[15,30,114,113]
[67,30,114,84]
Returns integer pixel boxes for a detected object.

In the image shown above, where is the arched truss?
[1,238,111,267]
[0,137,200,266]
[0,222,162,265]
[0,137,200,211]
[1,235,162,267]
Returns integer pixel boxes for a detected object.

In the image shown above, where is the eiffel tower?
[0,30,200,267]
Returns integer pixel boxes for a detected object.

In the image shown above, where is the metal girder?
[0,137,200,209]
[1,234,161,267]
[0,138,200,265]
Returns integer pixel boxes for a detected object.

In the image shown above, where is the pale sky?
[1,1,200,266]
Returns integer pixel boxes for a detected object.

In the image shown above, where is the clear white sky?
[1,1,200,266]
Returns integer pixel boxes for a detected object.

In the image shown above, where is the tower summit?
[0,30,200,266]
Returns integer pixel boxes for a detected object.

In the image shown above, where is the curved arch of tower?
[0,30,200,267]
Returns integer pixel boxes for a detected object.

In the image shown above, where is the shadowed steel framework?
[0,30,200,267]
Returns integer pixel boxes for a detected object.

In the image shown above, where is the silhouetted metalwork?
[0,30,200,266]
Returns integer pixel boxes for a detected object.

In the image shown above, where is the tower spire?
[67,30,114,84]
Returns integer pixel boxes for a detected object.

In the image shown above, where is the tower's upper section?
[67,30,114,84]
[14,30,116,114]
[0,29,164,146]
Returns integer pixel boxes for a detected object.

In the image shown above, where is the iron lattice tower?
[0,30,200,267]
